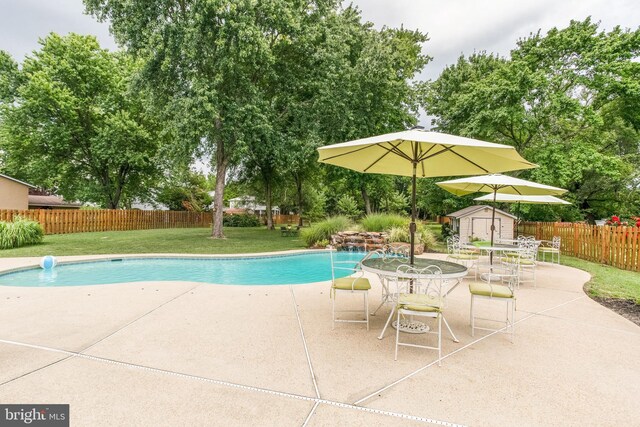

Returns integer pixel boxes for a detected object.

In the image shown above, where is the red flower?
[611,215,620,222]
[636,220,640,228]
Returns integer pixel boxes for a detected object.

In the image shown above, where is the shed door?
[471,218,500,241]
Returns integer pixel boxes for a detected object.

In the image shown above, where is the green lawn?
[0,227,306,257]
[561,256,640,304]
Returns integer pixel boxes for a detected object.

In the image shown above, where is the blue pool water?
[0,252,366,287]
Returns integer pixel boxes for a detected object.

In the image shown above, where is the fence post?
[601,226,607,264]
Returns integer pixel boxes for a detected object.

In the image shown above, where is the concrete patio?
[0,253,638,426]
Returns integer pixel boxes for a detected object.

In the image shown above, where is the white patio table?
[360,257,467,341]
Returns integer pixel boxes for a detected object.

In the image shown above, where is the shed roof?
[446,205,516,219]
[0,173,35,188]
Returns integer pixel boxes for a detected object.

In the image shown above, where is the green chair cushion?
[460,249,480,255]
[518,259,536,265]
[450,254,478,260]
[398,293,443,312]
[469,282,514,298]
[332,277,371,291]
[539,247,559,252]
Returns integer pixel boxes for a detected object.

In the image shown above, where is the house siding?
[0,176,29,210]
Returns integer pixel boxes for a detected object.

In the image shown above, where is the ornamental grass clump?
[0,216,45,249]
[301,216,353,247]
[360,213,408,232]
[387,224,437,249]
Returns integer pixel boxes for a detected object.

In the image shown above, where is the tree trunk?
[212,143,227,238]
[361,185,372,215]
[295,174,303,226]
[265,181,274,230]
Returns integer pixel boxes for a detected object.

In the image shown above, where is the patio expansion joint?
[352,294,588,406]
[79,283,202,354]
[0,283,202,387]
[0,338,464,427]
[288,286,321,427]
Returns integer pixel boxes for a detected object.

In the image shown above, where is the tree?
[0,33,162,208]
[424,18,640,221]
[156,171,212,212]
[85,0,343,237]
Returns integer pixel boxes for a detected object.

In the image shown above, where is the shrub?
[0,216,45,249]
[441,222,453,239]
[301,216,352,247]
[335,195,362,219]
[222,214,261,227]
[386,223,437,249]
[360,213,408,232]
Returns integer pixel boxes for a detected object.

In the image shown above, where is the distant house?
[28,194,82,210]
[446,205,516,243]
[227,196,280,216]
[0,173,35,210]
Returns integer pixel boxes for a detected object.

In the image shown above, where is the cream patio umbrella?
[473,194,571,204]
[437,174,567,247]
[317,128,537,264]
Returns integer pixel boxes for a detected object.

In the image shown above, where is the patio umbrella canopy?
[438,174,567,246]
[317,129,537,264]
[473,194,571,204]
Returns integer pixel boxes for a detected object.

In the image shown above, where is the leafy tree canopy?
[424,18,640,221]
[0,33,164,208]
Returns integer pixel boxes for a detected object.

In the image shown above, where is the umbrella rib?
[363,141,411,172]
[418,145,490,173]
[319,143,380,161]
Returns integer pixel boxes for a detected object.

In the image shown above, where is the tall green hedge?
[0,216,45,249]
[222,213,261,227]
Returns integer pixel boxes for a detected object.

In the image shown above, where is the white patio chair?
[539,236,561,264]
[394,265,447,365]
[329,247,371,330]
[469,262,518,342]
[446,236,479,278]
[503,238,537,288]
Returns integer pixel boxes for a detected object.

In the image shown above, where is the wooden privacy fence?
[0,209,210,235]
[518,222,640,272]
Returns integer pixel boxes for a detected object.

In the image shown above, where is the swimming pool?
[0,251,366,287]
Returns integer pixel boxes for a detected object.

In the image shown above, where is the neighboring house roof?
[447,205,516,219]
[28,195,82,208]
[0,173,36,188]
[229,196,255,202]
[224,208,248,214]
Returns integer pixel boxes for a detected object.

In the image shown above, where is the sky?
[1,0,638,126]
[2,0,638,78]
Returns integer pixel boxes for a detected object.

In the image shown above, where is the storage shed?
[446,205,516,243]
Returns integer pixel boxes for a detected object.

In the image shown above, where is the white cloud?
[0,0,117,60]
[351,0,640,79]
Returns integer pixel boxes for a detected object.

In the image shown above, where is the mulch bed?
[591,296,640,327]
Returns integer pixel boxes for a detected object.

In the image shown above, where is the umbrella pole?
[490,189,497,264]
[410,162,417,266]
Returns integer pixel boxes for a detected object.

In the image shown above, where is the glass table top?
[361,257,468,276]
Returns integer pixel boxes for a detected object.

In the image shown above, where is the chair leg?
[365,292,369,331]
[438,315,442,366]
[511,299,515,343]
[332,293,336,330]
[394,310,401,361]
[470,294,475,337]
